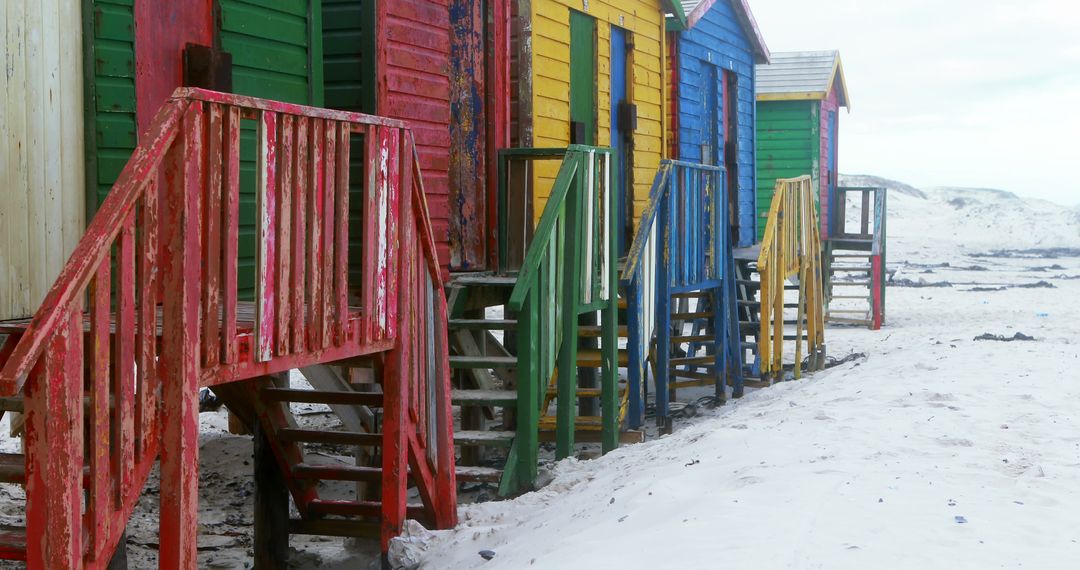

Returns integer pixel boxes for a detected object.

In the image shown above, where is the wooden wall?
[0,0,86,320]
[819,84,840,237]
[521,0,667,228]
[671,0,759,247]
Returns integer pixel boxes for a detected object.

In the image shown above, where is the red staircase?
[0,88,456,568]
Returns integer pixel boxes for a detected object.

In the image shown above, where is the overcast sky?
[749,0,1080,204]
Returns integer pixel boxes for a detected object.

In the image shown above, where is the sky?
[749,0,1080,204]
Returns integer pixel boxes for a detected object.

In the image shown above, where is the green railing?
[497,146,618,492]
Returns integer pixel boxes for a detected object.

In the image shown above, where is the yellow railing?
[756,176,826,380]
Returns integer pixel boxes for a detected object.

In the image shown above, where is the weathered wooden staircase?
[0,89,457,568]
[445,147,625,496]
[824,186,887,330]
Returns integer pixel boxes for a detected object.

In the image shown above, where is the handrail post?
[626,278,644,429]
[556,151,582,459]
[599,151,619,453]
[654,172,672,429]
[516,289,540,488]
[159,102,204,569]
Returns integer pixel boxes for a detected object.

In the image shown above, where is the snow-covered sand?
[3,178,1079,569]
[405,181,1080,569]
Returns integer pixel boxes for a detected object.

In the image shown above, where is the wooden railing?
[499,146,618,490]
[757,176,826,380]
[623,160,740,426]
[826,186,887,329]
[0,88,455,567]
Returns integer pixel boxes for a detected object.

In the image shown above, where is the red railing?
[0,88,455,567]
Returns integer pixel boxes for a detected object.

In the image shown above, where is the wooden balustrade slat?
[203,104,224,367]
[276,115,295,356]
[308,118,326,349]
[88,262,111,559]
[222,106,241,365]
[140,178,160,455]
[384,128,402,340]
[291,117,309,353]
[321,121,337,349]
[334,122,351,346]
[362,126,379,344]
[256,111,279,363]
[43,310,84,568]
[117,214,136,489]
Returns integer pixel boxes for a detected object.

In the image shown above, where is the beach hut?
[666,0,769,248]
[755,50,849,240]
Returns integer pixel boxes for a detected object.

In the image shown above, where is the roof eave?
[828,53,852,110]
[729,0,770,64]
[664,0,688,31]
[757,91,827,102]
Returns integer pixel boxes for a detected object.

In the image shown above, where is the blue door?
[610,26,629,255]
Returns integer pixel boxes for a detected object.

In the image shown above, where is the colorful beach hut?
[755,50,849,240]
[667,0,770,248]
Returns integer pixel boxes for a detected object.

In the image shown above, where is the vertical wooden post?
[654,174,672,430]
[516,289,539,488]
[625,279,644,430]
[556,153,581,460]
[600,153,619,454]
[254,384,289,570]
[159,103,203,570]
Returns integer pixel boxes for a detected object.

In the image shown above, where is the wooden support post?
[254,396,289,570]
[626,281,644,429]
[654,176,672,431]
[515,290,539,491]
[556,154,582,459]
[159,103,204,570]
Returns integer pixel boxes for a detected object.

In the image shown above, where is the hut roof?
[668,0,770,64]
[755,50,850,108]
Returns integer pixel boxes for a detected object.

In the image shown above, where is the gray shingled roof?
[681,0,705,13]
[756,51,847,105]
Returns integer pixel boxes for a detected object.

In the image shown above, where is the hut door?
[610,26,632,256]
[703,65,719,166]
[722,70,739,243]
[826,110,839,234]
[568,11,597,146]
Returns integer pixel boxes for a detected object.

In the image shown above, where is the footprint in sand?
[937,436,975,447]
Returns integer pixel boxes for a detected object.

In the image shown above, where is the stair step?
[828,316,873,325]
[0,528,26,561]
[261,388,383,407]
[576,349,629,367]
[454,430,515,447]
[451,389,517,406]
[289,519,380,539]
[448,319,517,330]
[293,462,381,482]
[670,356,714,366]
[830,253,870,258]
[833,281,871,287]
[671,311,713,319]
[0,398,23,413]
[277,428,381,447]
[672,291,710,299]
[669,370,715,381]
[736,279,760,288]
[671,334,715,343]
[456,465,503,483]
[538,415,604,430]
[449,355,517,369]
[0,454,22,485]
[307,499,426,520]
[738,301,799,309]
[831,266,872,272]
[618,297,628,309]
[577,325,629,338]
[451,275,517,287]
[829,309,870,314]
[830,295,869,300]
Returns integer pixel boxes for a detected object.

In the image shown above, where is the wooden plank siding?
[754,99,817,242]
[669,0,759,247]
[819,84,840,237]
[377,0,453,274]
[521,0,668,229]
[0,0,86,320]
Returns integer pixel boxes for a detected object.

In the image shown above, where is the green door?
[217,0,324,296]
[569,11,596,145]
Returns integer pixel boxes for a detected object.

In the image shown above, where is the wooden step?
[448,319,517,330]
[451,389,517,406]
[451,275,518,287]
[453,430,515,447]
[292,463,381,482]
[669,369,715,381]
[831,266,872,272]
[306,499,427,520]
[672,311,713,320]
[736,279,760,288]
[577,325,629,338]
[576,349,629,367]
[538,415,604,431]
[670,355,714,366]
[449,355,517,369]
[537,429,645,444]
[829,295,869,300]
[261,388,383,407]
[830,253,870,258]
[0,454,23,485]
[0,528,26,561]
[0,398,23,413]
[671,334,715,344]
[738,301,799,309]
[828,316,873,325]
[456,465,503,483]
[277,428,381,447]
[832,281,871,287]
[289,519,380,539]
[829,309,870,315]
[672,291,710,299]
[618,297,628,310]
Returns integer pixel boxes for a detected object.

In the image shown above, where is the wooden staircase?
[825,250,876,326]
[824,186,887,330]
[0,89,457,567]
